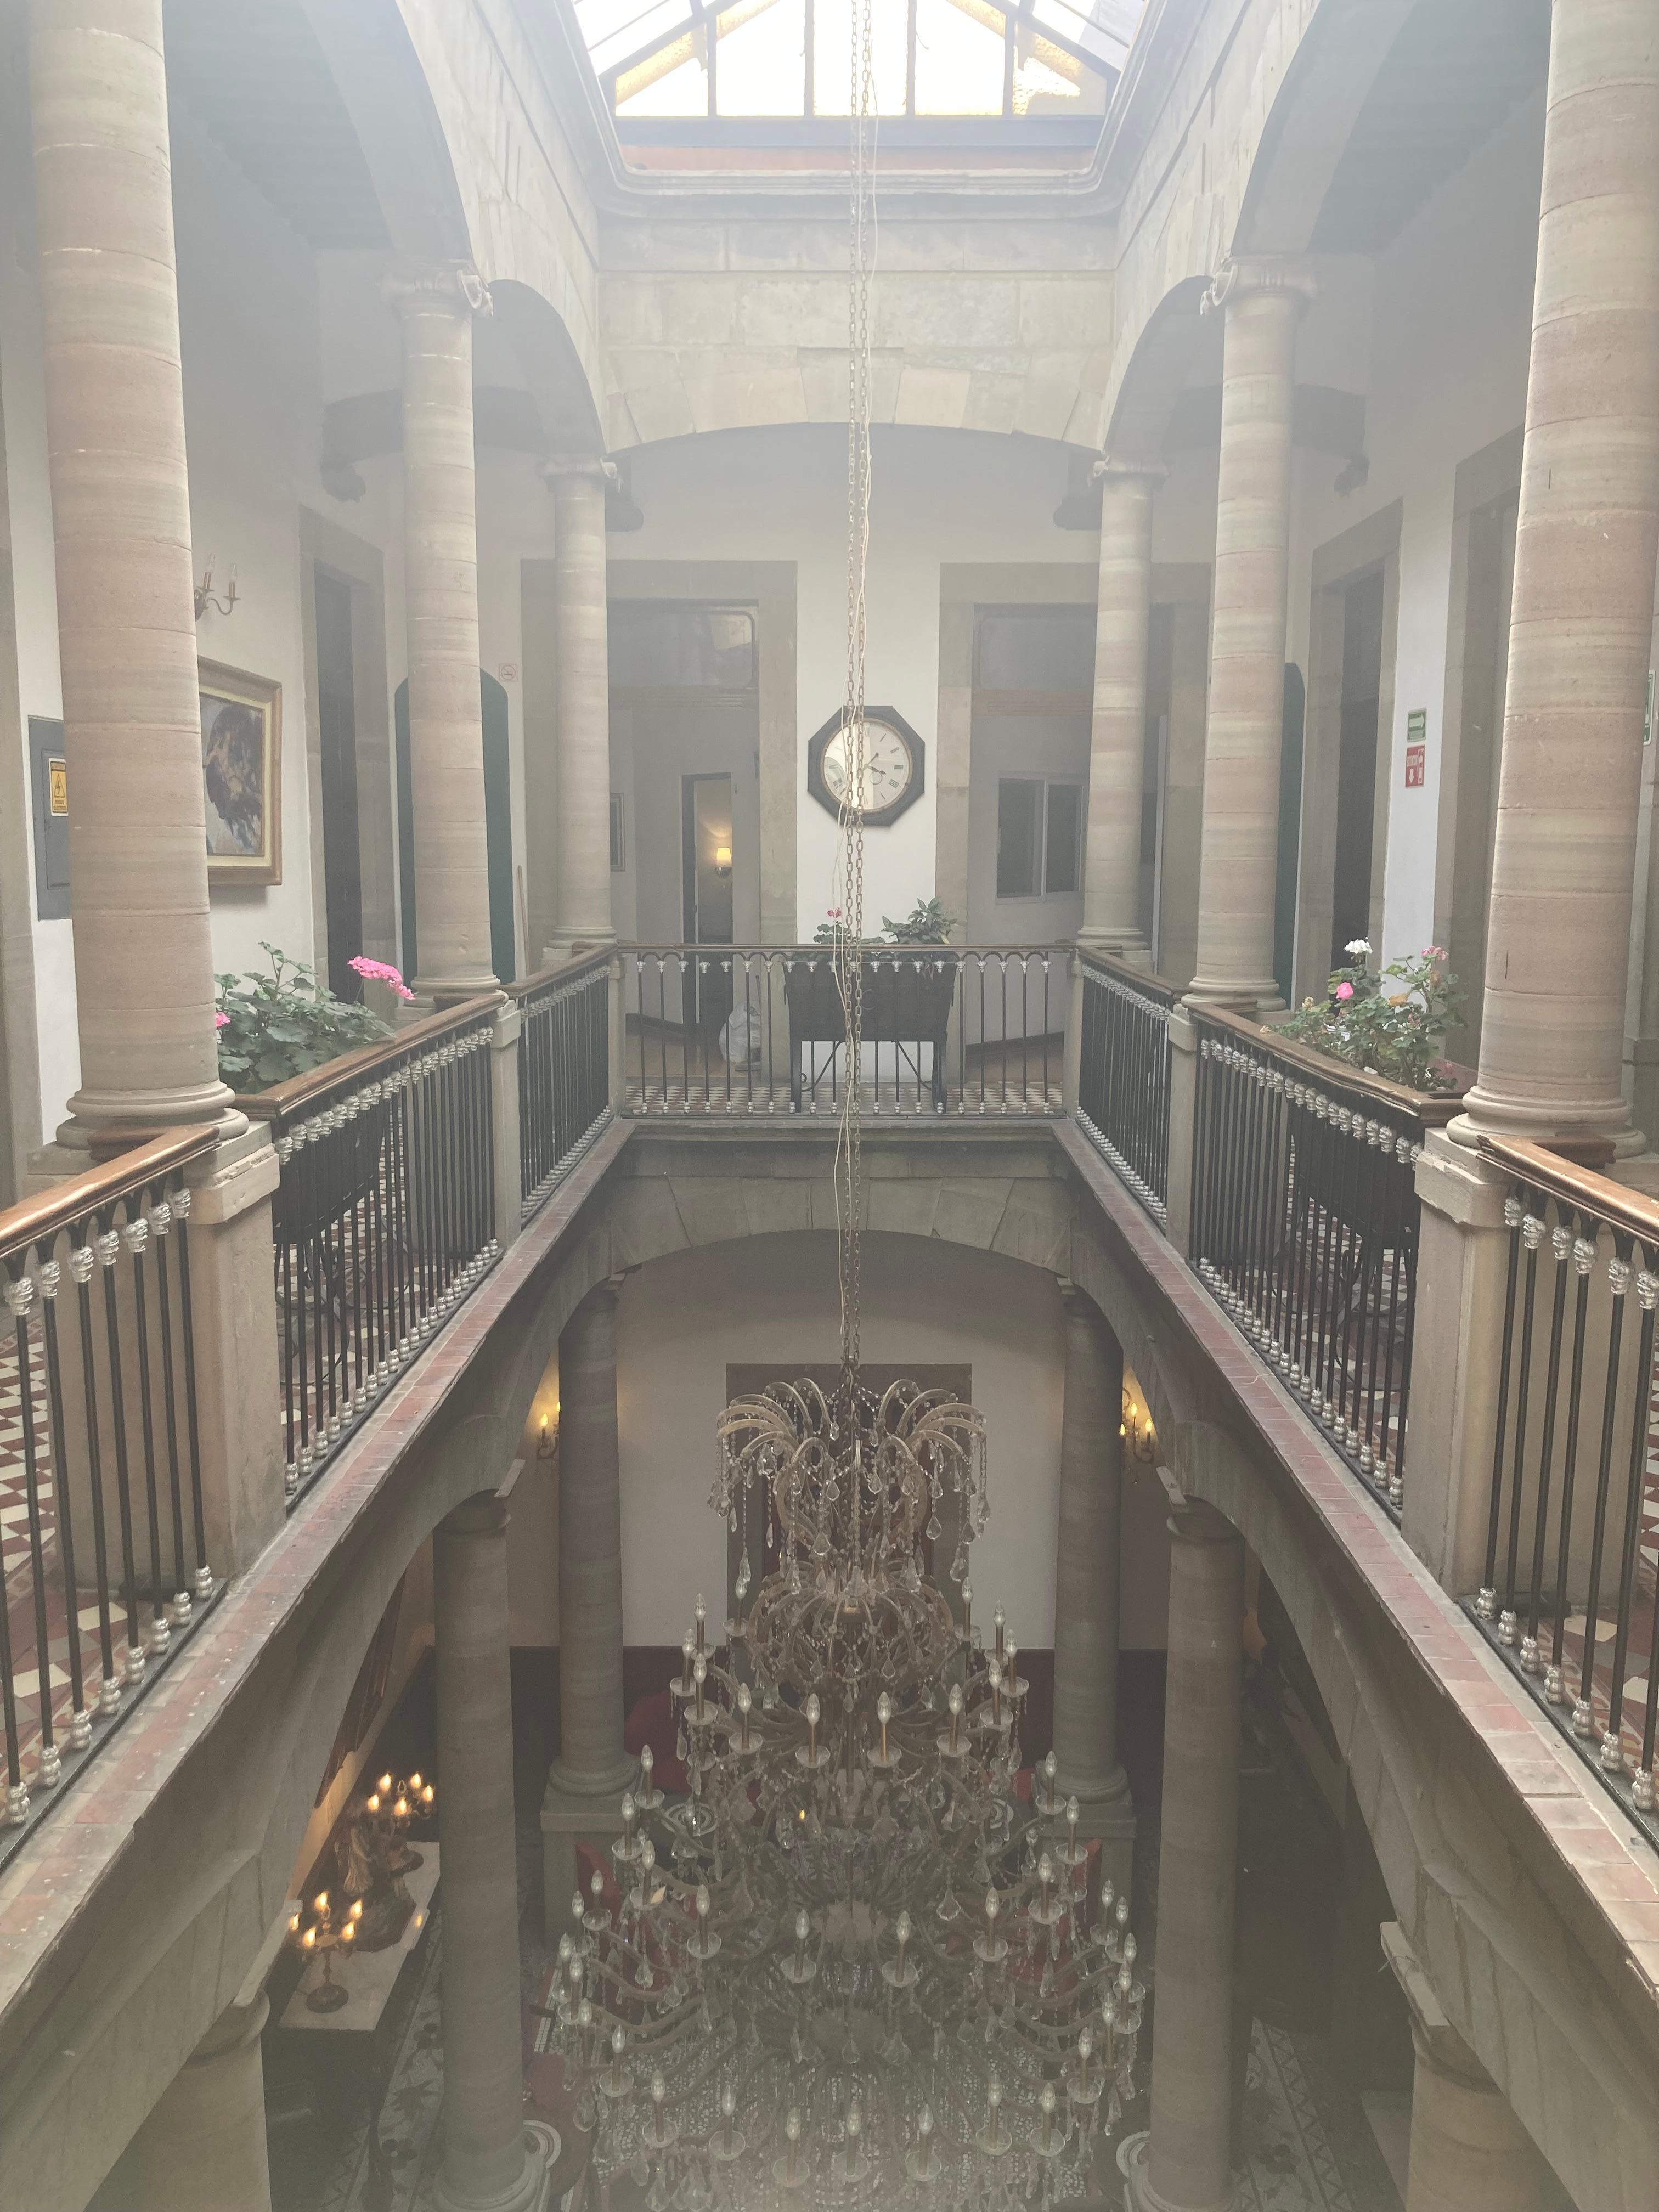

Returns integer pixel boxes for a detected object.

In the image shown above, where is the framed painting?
[200,659,281,885]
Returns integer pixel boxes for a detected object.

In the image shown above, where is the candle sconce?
[537,1408,560,1463]
[194,558,240,622]
[1121,1390,1157,1465]
[287,1889,361,2012]
[336,1769,437,1951]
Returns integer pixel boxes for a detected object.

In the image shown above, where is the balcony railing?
[0,1127,218,1855]
[1472,1137,1659,1843]
[618,945,1069,1118]
[1076,953,1175,1221]
[1189,1011,1460,1514]
[513,953,612,1217]
[240,1000,499,1502]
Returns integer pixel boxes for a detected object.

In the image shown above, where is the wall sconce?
[714,843,732,879]
[1120,1389,1156,1465]
[538,1407,560,1462]
[195,557,239,621]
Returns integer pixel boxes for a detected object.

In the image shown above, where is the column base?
[1182,979,1284,1019]
[1078,928,1154,972]
[540,933,616,970]
[1118,2129,1238,2212]
[541,1756,639,1936]
[433,2122,556,2212]
[1051,1762,1136,1896]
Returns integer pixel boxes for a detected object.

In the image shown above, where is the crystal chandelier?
[544,3,1145,2197]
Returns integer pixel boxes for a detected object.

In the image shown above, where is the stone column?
[541,1278,635,1931]
[1381,1925,1555,2212]
[29,0,234,1139]
[131,1995,272,2212]
[387,267,498,1006]
[542,460,617,966]
[1454,1,1659,1152]
[1080,461,1164,965]
[1124,1499,1245,2212]
[1051,1286,1136,1889]
[433,1491,548,2212]
[1187,262,1316,1015]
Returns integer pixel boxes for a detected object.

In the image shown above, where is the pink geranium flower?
[349,955,415,1001]
[1334,981,1354,1002]
[214,1009,230,1029]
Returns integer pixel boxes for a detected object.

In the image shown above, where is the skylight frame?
[582,0,1128,127]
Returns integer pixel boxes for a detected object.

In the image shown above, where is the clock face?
[806,707,925,827]
[821,720,914,814]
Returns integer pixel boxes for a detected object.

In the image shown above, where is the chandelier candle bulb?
[962,1582,973,1642]
[735,1681,753,1751]
[695,1594,706,1655]
[994,1604,1005,1658]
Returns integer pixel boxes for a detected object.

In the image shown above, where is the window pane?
[813,0,908,115]
[915,0,1007,116]
[1012,18,1104,114]
[610,604,757,689]
[616,22,709,114]
[975,607,1095,693]
[1029,0,1142,68]
[997,780,1041,898]
[1045,782,1082,895]
[715,0,807,115]
[581,0,696,76]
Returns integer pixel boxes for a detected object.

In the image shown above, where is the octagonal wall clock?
[805,706,926,828]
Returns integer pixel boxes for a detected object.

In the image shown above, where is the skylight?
[573,0,1144,125]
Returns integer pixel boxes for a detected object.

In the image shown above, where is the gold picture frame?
[200,658,281,885]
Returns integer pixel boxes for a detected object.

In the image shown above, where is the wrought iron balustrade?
[618,945,1068,1117]
[1189,1012,1458,1512]
[240,1000,498,1502]
[1076,953,1175,1220]
[513,952,612,1218]
[1472,1138,1659,1842]
[0,1127,218,1856]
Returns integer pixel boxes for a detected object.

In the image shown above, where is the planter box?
[784,956,957,1110]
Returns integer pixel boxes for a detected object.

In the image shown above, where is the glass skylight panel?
[1012,15,1105,113]
[615,21,710,114]
[1028,0,1140,69]
[913,0,1007,116]
[812,0,909,116]
[715,0,808,117]
[576,0,697,78]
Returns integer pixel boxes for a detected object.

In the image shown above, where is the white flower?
[1344,938,1372,958]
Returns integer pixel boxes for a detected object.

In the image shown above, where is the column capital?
[1091,454,1169,488]
[1202,255,1318,316]
[1381,1923,1488,2086]
[439,1491,510,1543]
[541,453,620,489]
[381,262,493,321]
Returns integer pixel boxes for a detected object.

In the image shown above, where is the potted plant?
[1280,941,1467,1097]
[215,944,410,1092]
[792,899,960,1108]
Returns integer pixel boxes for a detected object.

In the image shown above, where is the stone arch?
[1067,1196,1659,2212]
[1101,274,1213,464]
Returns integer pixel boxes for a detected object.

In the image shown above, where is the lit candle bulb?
[408,1771,422,1793]
[1077,2024,1094,2091]
[876,1689,892,1763]
[692,1652,707,1720]
[894,1908,911,1979]
[341,1921,355,1945]
[288,1911,301,1936]
[640,1743,655,1795]
[736,1680,753,1749]
[962,1582,973,1641]
[680,1635,695,1691]
[302,1925,317,1950]
[804,1691,820,1764]
[365,1792,380,1814]
[695,1594,707,1654]
[947,1681,964,1754]
[350,1899,363,1922]
[1041,1747,1059,1810]
[421,1782,434,1809]
[314,1892,329,1917]
[379,1774,392,1796]
[721,2081,738,2151]
[1039,2080,1057,2151]
[988,1661,1003,1730]
[994,1604,1006,1657]
[620,1791,636,1847]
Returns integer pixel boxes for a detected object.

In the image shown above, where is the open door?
[682,772,733,1036]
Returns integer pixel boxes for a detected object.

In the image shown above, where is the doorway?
[1330,569,1385,969]
[682,772,734,1034]
[314,569,364,999]
[394,673,516,985]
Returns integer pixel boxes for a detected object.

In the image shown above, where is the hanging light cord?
[835,0,876,1392]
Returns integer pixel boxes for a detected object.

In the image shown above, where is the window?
[609,603,757,690]
[578,0,1138,124]
[996,776,1082,899]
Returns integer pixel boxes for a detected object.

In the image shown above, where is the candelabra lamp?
[287,1890,362,2013]
[338,1769,437,1951]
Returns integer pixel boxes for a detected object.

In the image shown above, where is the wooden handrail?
[614,942,1071,958]
[0,1126,220,1263]
[1076,947,1180,1007]
[235,992,503,1123]
[1189,1002,1466,1128]
[508,949,614,1001]
[1479,1135,1659,1247]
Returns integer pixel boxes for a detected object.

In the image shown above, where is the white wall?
[622,426,1085,939]
[612,1231,1067,1645]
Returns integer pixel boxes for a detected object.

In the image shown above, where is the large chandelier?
[545,3,1145,2198]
